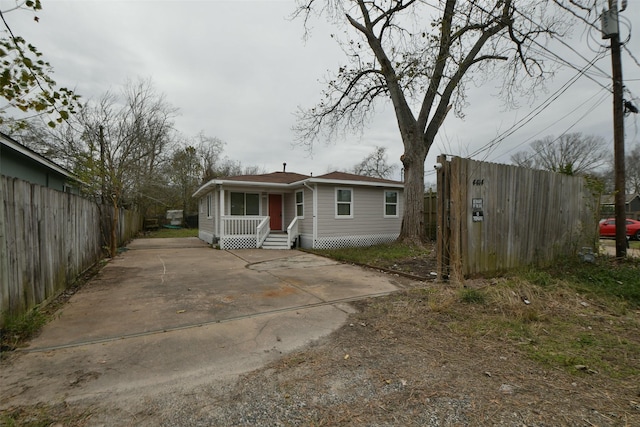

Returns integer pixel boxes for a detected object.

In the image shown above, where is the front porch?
[220,216,299,250]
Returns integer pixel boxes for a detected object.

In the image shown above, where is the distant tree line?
[4,79,263,220]
[510,132,640,196]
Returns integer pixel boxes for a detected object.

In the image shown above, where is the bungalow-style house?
[192,170,404,250]
[600,194,640,220]
[0,132,79,193]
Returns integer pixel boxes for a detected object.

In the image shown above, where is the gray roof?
[0,132,76,180]
[193,170,403,198]
[600,194,640,205]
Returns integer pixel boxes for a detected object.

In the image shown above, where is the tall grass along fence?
[1,176,142,326]
[436,156,599,282]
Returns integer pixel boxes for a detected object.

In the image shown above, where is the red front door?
[268,194,282,230]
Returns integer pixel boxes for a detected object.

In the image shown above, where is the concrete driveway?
[0,237,411,408]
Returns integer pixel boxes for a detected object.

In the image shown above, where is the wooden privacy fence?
[424,190,437,240]
[436,156,599,281]
[1,176,142,325]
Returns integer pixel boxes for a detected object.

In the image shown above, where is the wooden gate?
[436,155,599,282]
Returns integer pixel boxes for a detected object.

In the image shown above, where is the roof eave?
[192,179,221,198]
[192,179,298,198]
[192,176,405,198]
[1,132,78,181]
[304,177,404,188]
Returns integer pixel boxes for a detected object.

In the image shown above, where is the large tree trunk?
[399,138,427,245]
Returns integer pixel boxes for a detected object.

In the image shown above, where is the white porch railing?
[221,216,267,237]
[257,216,270,247]
[220,215,297,249]
[287,216,299,248]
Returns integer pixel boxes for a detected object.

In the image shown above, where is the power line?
[500,89,611,167]
[487,86,610,162]
[466,51,608,159]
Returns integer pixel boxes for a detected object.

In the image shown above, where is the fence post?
[449,156,465,283]
[436,155,450,281]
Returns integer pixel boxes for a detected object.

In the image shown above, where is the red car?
[599,218,640,240]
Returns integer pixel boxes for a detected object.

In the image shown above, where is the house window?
[206,194,213,218]
[295,190,304,217]
[230,192,260,215]
[384,191,398,218]
[335,188,353,218]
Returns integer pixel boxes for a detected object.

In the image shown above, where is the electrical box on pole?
[600,8,619,39]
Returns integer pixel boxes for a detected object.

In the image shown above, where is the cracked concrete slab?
[0,237,416,409]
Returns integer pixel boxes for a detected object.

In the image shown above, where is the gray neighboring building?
[0,132,79,193]
[600,194,640,220]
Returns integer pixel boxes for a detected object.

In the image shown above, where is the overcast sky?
[3,0,639,183]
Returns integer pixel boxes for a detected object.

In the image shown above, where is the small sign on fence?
[472,198,484,222]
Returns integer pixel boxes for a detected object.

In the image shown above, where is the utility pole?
[99,125,106,206]
[605,0,626,258]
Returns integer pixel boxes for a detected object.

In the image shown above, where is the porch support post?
[219,188,225,237]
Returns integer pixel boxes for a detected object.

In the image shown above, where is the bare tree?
[76,79,177,209]
[80,80,178,255]
[510,133,607,175]
[165,145,201,215]
[191,133,264,181]
[162,134,264,217]
[20,79,178,256]
[195,133,225,182]
[598,144,640,196]
[353,146,397,179]
[293,0,581,244]
[510,151,535,169]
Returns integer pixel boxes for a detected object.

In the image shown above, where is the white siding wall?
[316,185,402,236]
[296,187,313,232]
[283,192,295,229]
[296,187,314,248]
[198,191,216,244]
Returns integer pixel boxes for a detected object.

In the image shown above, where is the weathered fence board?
[437,156,598,281]
[1,176,141,325]
[423,190,437,240]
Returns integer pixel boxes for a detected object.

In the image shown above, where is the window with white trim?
[295,190,304,217]
[230,192,260,215]
[206,194,213,218]
[384,190,398,218]
[335,188,353,218]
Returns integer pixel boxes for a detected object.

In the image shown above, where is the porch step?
[262,233,290,250]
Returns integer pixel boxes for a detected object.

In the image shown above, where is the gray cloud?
[3,0,639,179]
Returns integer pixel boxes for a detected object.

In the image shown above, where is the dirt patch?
[337,241,439,280]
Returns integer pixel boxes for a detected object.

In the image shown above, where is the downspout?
[303,181,317,248]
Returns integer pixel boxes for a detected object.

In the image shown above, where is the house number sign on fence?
[472,198,484,222]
